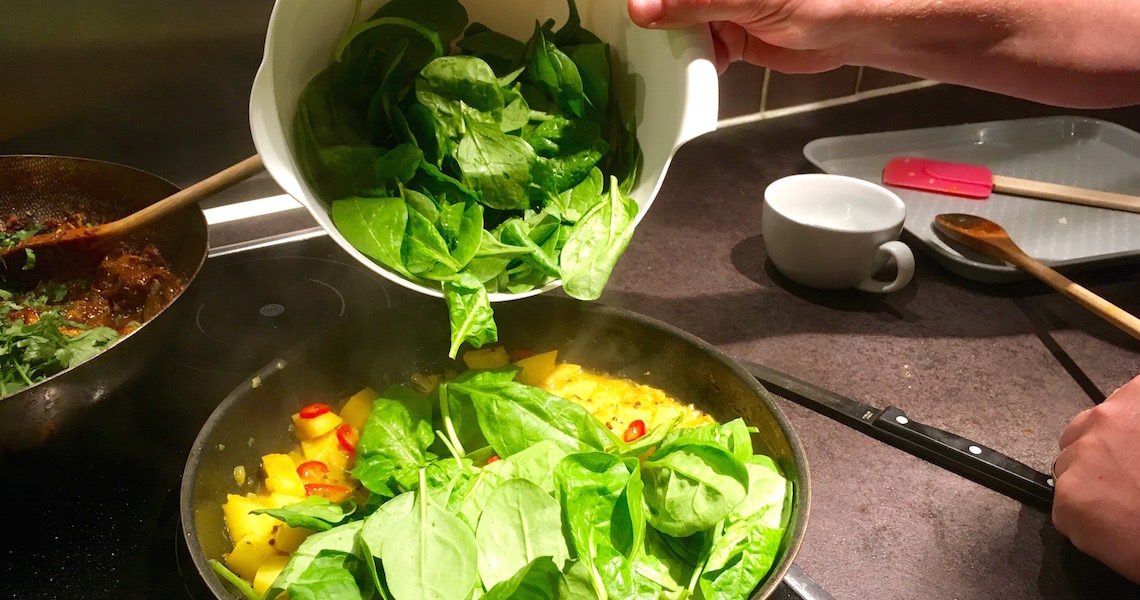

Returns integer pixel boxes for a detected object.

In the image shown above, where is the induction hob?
[0,233,827,600]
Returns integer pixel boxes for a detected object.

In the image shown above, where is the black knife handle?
[874,406,1055,507]
[740,359,1055,508]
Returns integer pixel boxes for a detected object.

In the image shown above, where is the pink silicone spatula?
[882,157,1140,214]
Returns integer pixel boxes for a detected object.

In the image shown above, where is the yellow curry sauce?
[221,347,711,593]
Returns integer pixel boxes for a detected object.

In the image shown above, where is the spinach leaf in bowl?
[293,0,642,357]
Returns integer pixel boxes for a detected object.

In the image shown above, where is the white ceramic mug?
[762,174,915,293]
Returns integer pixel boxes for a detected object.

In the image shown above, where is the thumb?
[628,0,768,28]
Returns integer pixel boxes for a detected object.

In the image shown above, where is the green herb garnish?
[0,309,117,396]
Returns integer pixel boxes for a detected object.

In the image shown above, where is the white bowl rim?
[249,0,719,301]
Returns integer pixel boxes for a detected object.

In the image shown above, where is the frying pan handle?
[873,406,1056,506]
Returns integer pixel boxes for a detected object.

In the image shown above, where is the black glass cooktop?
[0,234,821,600]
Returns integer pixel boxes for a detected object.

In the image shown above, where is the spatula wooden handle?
[992,174,1140,214]
[997,244,1140,341]
[101,155,265,236]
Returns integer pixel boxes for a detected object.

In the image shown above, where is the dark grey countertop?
[4,65,1140,597]
[601,85,1140,599]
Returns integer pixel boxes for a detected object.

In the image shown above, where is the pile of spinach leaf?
[215,367,793,600]
[293,0,642,357]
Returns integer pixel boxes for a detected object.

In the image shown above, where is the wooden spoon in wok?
[1,155,264,268]
[934,213,1140,342]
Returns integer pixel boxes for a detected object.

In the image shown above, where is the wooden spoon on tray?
[933,213,1140,342]
[1,155,264,265]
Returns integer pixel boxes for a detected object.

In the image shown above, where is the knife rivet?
[895,415,909,425]
[969,445,982,455]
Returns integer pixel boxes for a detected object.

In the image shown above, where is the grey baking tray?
[803,116,1140,283]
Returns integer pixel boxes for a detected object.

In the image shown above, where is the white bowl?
[250,0,718,300]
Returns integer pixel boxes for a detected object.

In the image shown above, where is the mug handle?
[857,241,915,294]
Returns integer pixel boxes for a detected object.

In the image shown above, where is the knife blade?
[741,360,1055,508]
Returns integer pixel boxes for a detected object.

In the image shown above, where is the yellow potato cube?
[462,346,510,370]
[291,411,343,439]
[340,388,376,429]
[266,493,306,508]
[262,454,305,497]
[222,494,277,542]
[513,350,558,387]
[225,533,277,581]
[559,379,598,400]
[301,431,350,473]
[270,521,312,554]
[287,449,306,466]
[543,363,583,389]
[252,554,290,595]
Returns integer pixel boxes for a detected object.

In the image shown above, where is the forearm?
[850,0,1140,108]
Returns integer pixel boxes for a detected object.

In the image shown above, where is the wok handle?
[102,155,265,236]
[873,406,1056,506]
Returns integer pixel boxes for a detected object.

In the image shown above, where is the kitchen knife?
[741,360,1056,508]
[882,156,1140,214]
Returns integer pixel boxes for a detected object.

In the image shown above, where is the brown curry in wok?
[0,213,183,394]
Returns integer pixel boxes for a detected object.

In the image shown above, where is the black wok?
[181,296,811,600]
[0,155,207,451]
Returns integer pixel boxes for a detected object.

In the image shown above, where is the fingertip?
[628,0,666,27]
